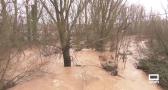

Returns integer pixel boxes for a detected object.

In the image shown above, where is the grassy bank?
[138,58,168,90]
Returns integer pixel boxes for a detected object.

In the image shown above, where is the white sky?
[17,0,168,14]
[128,0,168,14]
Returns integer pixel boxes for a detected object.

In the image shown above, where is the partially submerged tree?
[25,0,43,42]
[40,0,89,67]
[31,0,38,41]
[84,0,129,51]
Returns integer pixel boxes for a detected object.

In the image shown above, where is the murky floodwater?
[9,38,162,90]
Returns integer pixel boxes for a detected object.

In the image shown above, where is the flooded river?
[9,39,162,90]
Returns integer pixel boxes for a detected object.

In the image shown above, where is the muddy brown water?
[9,40,162,90]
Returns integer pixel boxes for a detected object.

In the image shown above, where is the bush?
[101,61,118,76]
[138,59,168,90]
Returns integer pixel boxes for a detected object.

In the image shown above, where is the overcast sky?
[17,0,168,14]
[128,0,168,14]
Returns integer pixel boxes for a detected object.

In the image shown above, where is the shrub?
[138,59,168,90]
[101,61,118,76]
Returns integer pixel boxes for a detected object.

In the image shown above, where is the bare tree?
[87,0,127,51]
[25,0,31,41]
[40,0,89,67]
[12,0,18,35]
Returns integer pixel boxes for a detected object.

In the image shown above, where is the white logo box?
[149,74,159,81]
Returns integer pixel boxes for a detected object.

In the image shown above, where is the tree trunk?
[25,0,31,41]
[96,39,104,51]
[13,0,17,34]
[62,41,71,67]
[1,0,7,32]
[95,29,105,51]
[31,0,38,41]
